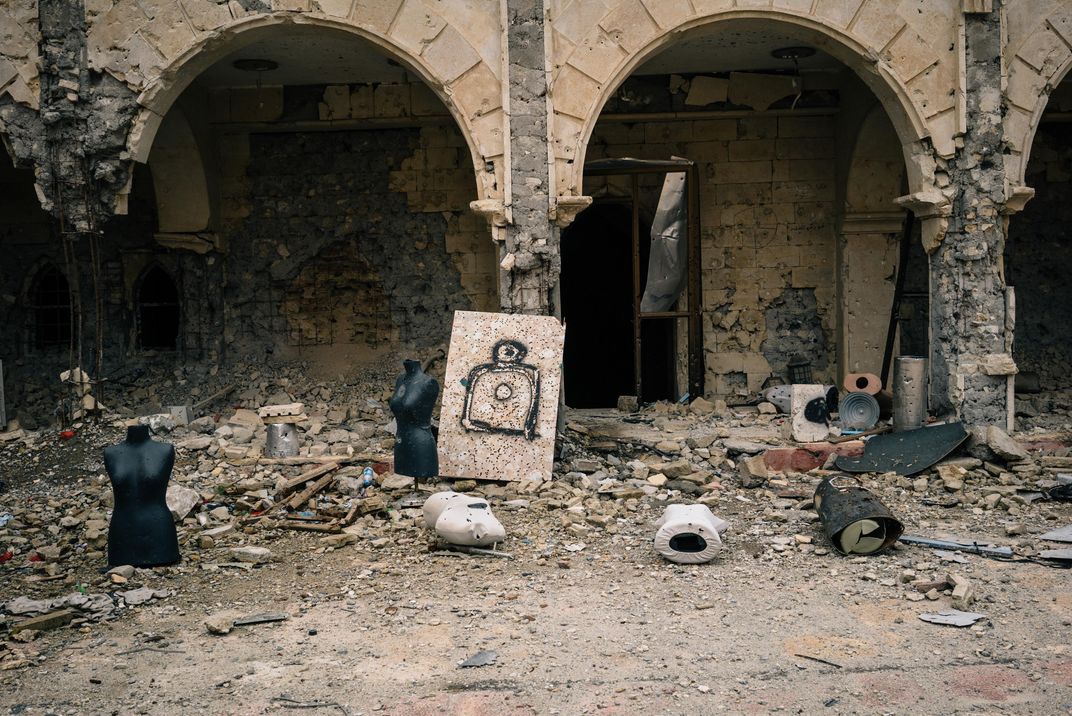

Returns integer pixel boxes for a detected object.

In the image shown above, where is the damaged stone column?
[927,1,1016,428]
[36,0,136,230]
[501,0,558,316]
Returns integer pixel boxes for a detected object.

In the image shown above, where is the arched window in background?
[30,264,71,350]
[137,265,180,350]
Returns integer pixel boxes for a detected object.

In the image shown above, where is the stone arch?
[839,105,910,375]
[120,12,502,203]
[147,107,211,233]
[1002,1,1072,191]
[550,7,943,204]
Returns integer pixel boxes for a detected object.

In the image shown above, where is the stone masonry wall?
[218,125,494,354]
[587,111,838,397]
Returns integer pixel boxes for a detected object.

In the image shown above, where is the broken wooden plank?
[277,520,342,533]
[286,470,339,510]
[275,462,341,498]
[191,385,235,414]
[12,608,77,634]
[228,454,385,467]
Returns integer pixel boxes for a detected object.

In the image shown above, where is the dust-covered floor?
[1,361,1071,715]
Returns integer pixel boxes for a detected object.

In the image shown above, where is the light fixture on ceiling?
[232,58,279,72]
[232,59,278,113]
[770,46,815,61]
[770,47,813,111]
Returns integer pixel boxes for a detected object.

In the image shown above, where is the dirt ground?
[2,397,1071,715]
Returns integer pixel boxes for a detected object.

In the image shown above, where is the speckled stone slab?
[439,311,565,482]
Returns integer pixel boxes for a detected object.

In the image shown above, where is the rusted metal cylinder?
[813,476,903,556]
[892,356,927,431]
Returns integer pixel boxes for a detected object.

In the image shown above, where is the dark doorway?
[137,266,180,350]
[31,265,71,350]
[561,202,676,407]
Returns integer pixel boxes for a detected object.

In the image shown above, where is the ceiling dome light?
[770,46,816,61]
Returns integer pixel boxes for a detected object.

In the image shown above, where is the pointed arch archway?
[27,263,72,352]
[135,264,181,351]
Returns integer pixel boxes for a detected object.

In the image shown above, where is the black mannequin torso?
[389,359,439,479]
[104,424,180,567]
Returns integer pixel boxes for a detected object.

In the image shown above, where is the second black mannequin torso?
[389,359,440,479]
[104,424,180,567]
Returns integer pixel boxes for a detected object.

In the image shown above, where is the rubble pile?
[1,358,1070,670]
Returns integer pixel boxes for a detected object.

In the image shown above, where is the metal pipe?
[892,356,927,431]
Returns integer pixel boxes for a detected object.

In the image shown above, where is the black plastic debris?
[835,421,968,476]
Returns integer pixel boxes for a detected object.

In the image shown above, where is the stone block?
[389,0,446,54]
[349,85,373,118]
[374,83,410,117]
[422,26,481,83]
[729,139,776,161]
[788,384,830,443]
[713,160,772,184]
[352,0,404,33]
[320,85,350,120]
[814,0,859,28]
[691,119,737,141]
[883,29,941,84]
[598,0,660,53]
[569,29,626,82]
[641,0,691,29]
[684,75,728,106]
[450,61,503,118]
[728,72,799,111]
[552,65,600,119]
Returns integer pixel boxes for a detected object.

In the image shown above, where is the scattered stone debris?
[0,355,1069,699]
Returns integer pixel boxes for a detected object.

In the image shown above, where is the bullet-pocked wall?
[145,32,498,364]
[1006,80,1072,390]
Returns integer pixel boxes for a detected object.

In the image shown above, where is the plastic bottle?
[361,467,375,488]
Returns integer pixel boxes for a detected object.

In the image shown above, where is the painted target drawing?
[461,339,540,440]
[439,311,564,482]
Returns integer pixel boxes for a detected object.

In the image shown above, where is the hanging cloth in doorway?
[640,162,688,313]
